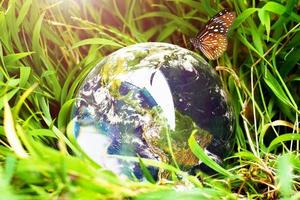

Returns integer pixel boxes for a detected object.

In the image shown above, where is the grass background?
[0,0,299,199]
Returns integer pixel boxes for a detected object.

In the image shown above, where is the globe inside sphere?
[72,42,234,180]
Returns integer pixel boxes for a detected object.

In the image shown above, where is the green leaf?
[290,76,300,82]
[168,0,201,10]
[136,11,197,32]
[60,67,79,103]
[0,165,17,199]
[6,0,23,51]
[258,9,270,41]
[66,60,100,101]
[277,154,294,198]
[250,24,264,55]
[38,96,52,122]
[233,151,260,162]
[281,47,300,77]
[268,134,300,152]
[40,70,62,101]
[72,38,124,48]
[0,88,19,110]
[13,83,38,118]
[3,52,34,66]
[231,8,258,31]
[57,99,75,130]
[7,79,20,87]
[157,22,177,42]
[16,0,32,28]
[3,98,28,158]
[188,131,235,178]
[4,156,17,184]
[237,30,262,56]
[19,67,31,88]
[264,69,293,108]
[32,12,45,66]
[263,1,300,22]
[142,27,159,42]
[138,157,156,183]
[136,188,230,200]
[28,129,56,138]
[263,2,286,15]
[0,11,12,52]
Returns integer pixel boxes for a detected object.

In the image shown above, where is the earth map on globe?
[72,42,234,181]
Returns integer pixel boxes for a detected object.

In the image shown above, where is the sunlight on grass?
[0,0,299,199]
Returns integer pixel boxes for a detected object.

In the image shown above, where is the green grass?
[0,0,299,199]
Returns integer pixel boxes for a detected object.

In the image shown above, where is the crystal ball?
[72,42,233,180]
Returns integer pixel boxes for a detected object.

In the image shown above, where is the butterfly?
[190,9,236,60]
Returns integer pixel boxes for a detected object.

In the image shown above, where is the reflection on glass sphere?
[72,42,233,180]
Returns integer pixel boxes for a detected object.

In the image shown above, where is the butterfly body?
[191,9,236,60]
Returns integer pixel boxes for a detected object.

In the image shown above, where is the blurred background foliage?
[0,0,299,199]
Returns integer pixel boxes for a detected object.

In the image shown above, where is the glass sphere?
[72,42,233,180]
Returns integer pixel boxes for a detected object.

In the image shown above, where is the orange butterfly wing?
[190,10,236,60]
[200,33,227,60]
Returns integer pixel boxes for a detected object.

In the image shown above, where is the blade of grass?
[188,130,235,178]
[4,98,28,158]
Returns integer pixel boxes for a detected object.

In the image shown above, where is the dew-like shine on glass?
[72,43,233,180]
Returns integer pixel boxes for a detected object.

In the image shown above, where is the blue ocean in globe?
[72,42,234,180]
